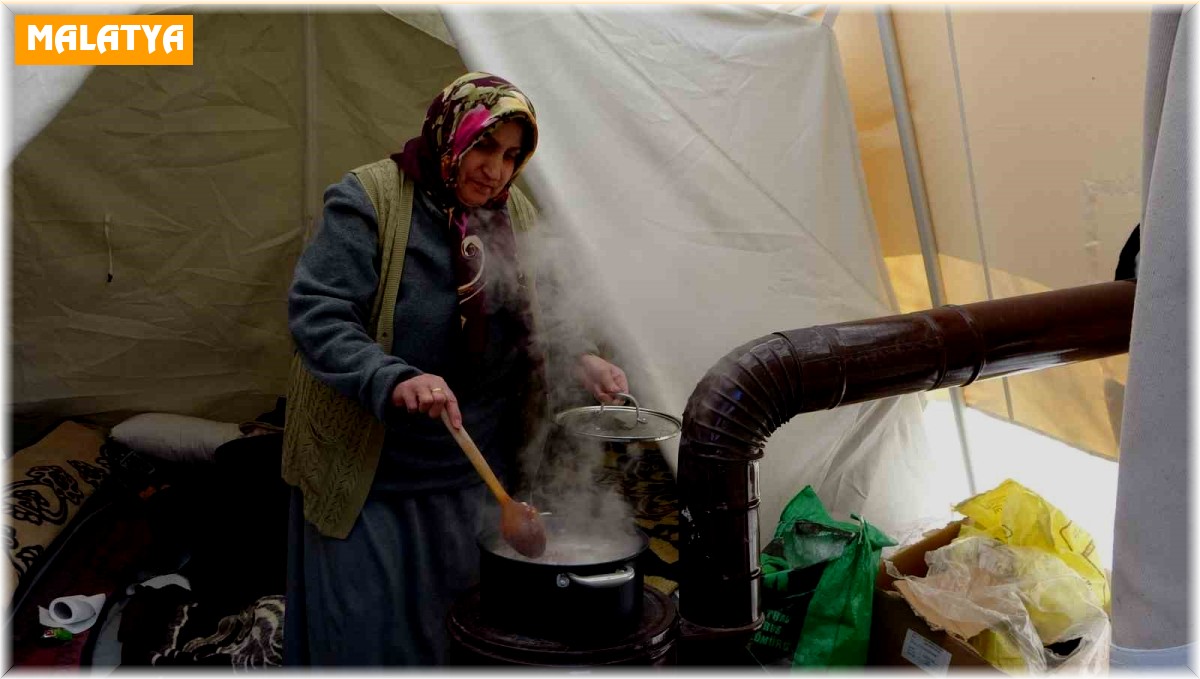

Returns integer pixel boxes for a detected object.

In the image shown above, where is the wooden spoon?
[441,411,547,559]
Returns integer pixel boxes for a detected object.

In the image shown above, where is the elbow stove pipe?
[675,280,1136,637]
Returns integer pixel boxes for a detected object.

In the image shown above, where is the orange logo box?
[15,15,193,66]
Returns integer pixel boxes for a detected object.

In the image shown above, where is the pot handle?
[556,566,635,589]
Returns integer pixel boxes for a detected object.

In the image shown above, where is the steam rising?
[482,197,646,542]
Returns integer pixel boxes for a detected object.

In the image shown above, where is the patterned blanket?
[595,442,680,595]
[121,586,284,668]
[155,595,284,668]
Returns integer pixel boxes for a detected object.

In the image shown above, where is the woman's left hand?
[574,354,629,405]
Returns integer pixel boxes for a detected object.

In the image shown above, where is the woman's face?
[455,120,525,207]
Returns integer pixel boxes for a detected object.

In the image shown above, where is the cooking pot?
[478,514,648,641]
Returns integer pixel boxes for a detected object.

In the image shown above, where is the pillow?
[110,413,243,464]
[5,421,112,607]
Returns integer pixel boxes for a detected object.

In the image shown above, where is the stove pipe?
[676,280,1136,638]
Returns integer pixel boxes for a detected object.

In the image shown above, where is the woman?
[282,72,628,665]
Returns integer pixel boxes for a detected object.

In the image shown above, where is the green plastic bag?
[749,486,895,667]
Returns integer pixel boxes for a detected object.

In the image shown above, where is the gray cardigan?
[288,174,531,493]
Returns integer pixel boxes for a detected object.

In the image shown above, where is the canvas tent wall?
[9,5,969,547]
[833,7,1147,462]
[840,5,1188,659]
[8,4,1188,659]
[10,5,1149,461]
[11,9,463,420]
[1108,5,1190,660]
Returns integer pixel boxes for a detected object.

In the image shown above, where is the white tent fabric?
[442,6,969,537]
[7,3,142,159]
[1110,4,1192,666]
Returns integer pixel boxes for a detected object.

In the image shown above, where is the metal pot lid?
[555,392,682,443]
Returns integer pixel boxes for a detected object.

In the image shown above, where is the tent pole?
[303,8,319,242]
[875,5,977,494]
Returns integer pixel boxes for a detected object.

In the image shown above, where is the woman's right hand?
[392,374,462,429]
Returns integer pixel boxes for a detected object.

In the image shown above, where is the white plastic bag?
[894,536,1110,673]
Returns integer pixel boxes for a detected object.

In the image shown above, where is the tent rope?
[945,9,1015,422]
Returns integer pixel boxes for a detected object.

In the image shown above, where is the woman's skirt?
[283,482,490,666]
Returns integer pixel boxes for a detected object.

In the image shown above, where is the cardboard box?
[867,521,999,673]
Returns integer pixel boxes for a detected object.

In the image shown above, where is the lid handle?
[600,392,648,429]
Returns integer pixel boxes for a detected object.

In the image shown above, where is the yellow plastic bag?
[894,536,1111,674]
[955,479,1110,611]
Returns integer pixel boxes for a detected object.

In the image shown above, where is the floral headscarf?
[391,73,539,367]
[393,72,538,211]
